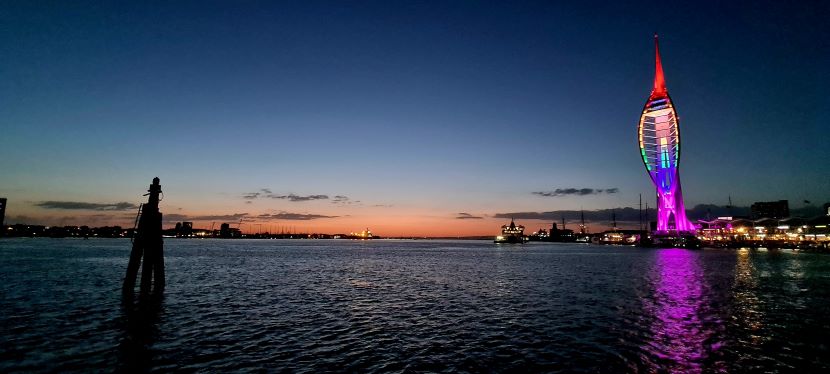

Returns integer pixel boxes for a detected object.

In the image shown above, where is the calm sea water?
[1,239,829,372]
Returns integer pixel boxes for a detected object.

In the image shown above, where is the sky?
[1,1,828,236]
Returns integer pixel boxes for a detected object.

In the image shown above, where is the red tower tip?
[651,35,667,98]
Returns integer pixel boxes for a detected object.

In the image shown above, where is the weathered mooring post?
[123,177,165,295]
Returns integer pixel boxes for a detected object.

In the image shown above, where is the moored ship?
[495,219,528,244]
[347,228,374,240]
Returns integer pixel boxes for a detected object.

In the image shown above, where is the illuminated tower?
[637,35,695,233]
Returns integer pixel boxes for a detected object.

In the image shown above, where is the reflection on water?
[117,294,164,372]
[733,248,765,342]
[2,239,830,372]
[642,249,719,373]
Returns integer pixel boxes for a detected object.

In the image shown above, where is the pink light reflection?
[641,249,716,373]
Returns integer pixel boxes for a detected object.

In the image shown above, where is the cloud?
[5,213,129,226]
[162,214,189,221]
[5,215,39,224]
[532,188,619,197]
[332,195,353,205]
[494,208,647,223]
[162,213,249,222]
[35,201,139,211]
[189,213,249,221]
[456,212,483,219]
[257,212,338,220]
[242,188,277,200]
[242,189,331,202]
[271,194,329,202]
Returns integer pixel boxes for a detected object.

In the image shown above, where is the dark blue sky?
[1,1,828,233]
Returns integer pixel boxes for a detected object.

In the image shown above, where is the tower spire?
[652,34,667,98]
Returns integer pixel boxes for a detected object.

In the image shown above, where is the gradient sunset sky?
[2,1,828,236]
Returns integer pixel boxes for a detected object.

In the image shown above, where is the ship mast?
[580,208,586,234]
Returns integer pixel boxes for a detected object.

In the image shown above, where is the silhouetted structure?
[751,200,789,219]
[528,222,575,242]
[123,178,165,295]
[0,198,6,236]
[174,221,194,237]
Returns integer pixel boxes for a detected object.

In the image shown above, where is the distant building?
[751,200,789,219]
[218,223,241,238]
[174,221,195,237]
[182,221,193,236]
[825,202,830,216]
[0,198,6,230]
[549,222,575,241]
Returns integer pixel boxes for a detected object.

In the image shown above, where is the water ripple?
[1,239,830,372]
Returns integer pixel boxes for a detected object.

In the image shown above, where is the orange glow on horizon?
[10,202,627,237]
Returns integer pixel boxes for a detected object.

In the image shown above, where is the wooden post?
[123,177,165,295]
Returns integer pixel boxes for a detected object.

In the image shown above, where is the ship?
[347,228,374,240]
[495,218,528,244]
[528,220,576,242]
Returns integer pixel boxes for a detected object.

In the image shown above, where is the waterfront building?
[173,221,195,237]
[750,200,790,219]
[637,35,695,233]
[694,214,830,247]
[220,223,231,238]
[217,223,241,238]
[809,215,830,239]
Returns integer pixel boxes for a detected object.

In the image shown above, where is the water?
[1,239,829,372]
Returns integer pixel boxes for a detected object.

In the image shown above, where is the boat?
[575,235,591,243]
[527,220,577,242]
[347,228,374,240]
[495,219,528,244]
